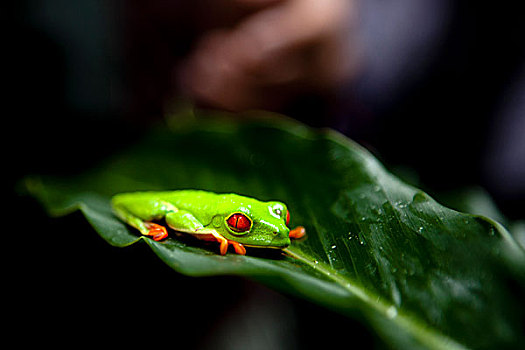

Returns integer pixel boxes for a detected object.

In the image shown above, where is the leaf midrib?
[284,247,466,350]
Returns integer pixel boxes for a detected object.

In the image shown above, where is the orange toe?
[144,222,168,241]
[289,226,306,239]
[229,241,247,255]
[219,240,229,255]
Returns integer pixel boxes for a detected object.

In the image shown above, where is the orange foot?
[289,226,306,239]
[144,222,168,241]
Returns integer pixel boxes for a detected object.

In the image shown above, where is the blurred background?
[7,0,524,217]
[6,0,525,348]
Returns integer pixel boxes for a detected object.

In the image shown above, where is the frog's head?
[216,197,292,249]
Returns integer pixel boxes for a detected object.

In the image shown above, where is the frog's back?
[113,189,263,215]
[161,190,222,210]
[112,189,214,207]
[162,190,264,212]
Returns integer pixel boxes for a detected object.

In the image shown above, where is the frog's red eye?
[286,210,290,226]
[226,213,252,233]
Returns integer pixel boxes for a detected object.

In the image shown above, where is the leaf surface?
[26,115,525,349]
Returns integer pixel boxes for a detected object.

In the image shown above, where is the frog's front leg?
[208,233,245,255]
[165,212,245,255]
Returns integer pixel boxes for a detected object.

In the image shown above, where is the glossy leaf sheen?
[26,116,525,349]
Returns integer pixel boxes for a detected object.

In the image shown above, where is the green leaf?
[25,113,525,349]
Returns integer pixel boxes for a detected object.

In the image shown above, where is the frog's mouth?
[243,244,285,250]
[244,236,290,250]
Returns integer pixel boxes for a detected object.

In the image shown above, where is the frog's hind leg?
[112,205,169,241]
[112,197,176,241]
[142,222,168,241]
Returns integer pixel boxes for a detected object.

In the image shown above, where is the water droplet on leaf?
[386,306,398,319]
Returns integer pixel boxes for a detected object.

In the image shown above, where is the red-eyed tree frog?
[111,190,306,255]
